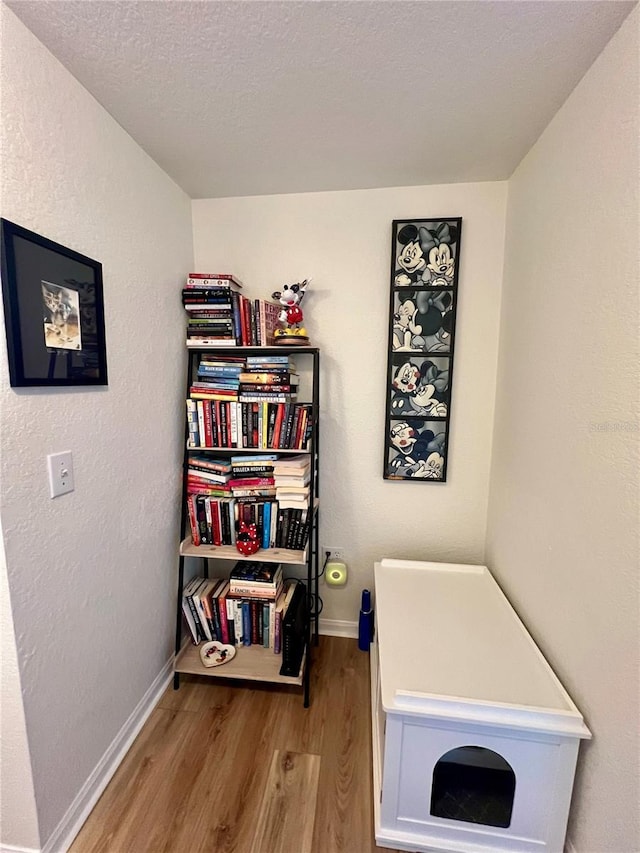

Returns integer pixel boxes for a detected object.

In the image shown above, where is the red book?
[211,499,222,545]
[225,401,233,447]
[229,477,275,488]
[190,387,238,397]
[218,583,230,644]
[186,480,232,493]
[263,301,281,346]
[242,503,255,525]
[235,294,245,345]
[203,400,213,447]
[242,296,252,347]
[187,496,200,545]
[272,404,285,449]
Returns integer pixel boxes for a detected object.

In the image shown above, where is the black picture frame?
[1,219,107,387]
[383,217,462,482]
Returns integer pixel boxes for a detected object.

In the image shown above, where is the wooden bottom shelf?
[174,641,306,686]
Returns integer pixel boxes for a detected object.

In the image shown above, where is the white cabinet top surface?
[375,559,590,737]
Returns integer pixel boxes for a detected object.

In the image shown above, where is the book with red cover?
[229,477,275,488]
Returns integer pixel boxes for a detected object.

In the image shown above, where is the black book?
[276,506,286,548]
[220,403,228,448]
[183,578,206,642]
[182,288,231,298]
[286,508,303,550]
[196,495,209,545]
[230,561,281,583]
[241,404,249,447]
[283,406,297,448]
[220,500,231,544]
[266,403,277,447]
[231,465,274,476]
[297,511,311,550]
[280,581,307,677]
[255,502,264,543]
[278,404,291,450]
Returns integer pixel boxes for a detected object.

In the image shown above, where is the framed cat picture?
[1,219,107,387]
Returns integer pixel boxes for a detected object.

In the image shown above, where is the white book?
[187,338,236,349]
[226,597,236,644]
[191,578,213,641]
[273,456,311,477]
[233,600,243,647]
[230,401,238,447]
[204,498,213,545]
[277,499,308,510]
[274,476,310,487]
[269,599,276,650]
[181,577,201,643]
[237,402,245,448]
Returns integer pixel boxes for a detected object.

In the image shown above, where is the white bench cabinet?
[371,559,591,853]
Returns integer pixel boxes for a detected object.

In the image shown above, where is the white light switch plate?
[47,451,74,498]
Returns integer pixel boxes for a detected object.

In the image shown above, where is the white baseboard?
[0,845,40,853]
[319,618,358,638]
[40,657,174,853]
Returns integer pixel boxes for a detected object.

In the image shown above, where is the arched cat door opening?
[430,746,516,828]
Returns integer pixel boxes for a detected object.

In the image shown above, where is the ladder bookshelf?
[173,346,320,707]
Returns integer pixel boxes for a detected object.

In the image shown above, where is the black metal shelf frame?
[173,346,320,707]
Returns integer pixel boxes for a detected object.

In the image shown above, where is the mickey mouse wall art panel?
[384,218,462,482]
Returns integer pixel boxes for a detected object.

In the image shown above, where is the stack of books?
[181,272,283,347]
[239,355,299,404]
[182,571,301,656]
[274,455,311,509]
[183,273,242,347]
[182,576,233,644]
[228,562,284,648]
[236,298,282,346]
[186,457,232,497]
[228,561,283,597]
[230,454,276,499]
[186,492,236,546]
[186,355,312,450]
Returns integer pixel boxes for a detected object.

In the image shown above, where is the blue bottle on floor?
[358,589,373,651]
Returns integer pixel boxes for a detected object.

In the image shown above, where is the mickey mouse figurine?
[271,279,310,345]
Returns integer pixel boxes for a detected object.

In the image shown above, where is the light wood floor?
[70,636,400,853]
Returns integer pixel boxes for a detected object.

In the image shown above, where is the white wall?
[193,182,507,624]
[485,8,639,853]
[0,6,193,848]
[1,521,41,852]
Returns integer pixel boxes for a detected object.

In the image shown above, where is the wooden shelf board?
[175,641,305,686]
[180,535,307,564]
[187,446,311,454]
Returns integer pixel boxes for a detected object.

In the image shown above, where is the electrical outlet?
[323,546,344,563]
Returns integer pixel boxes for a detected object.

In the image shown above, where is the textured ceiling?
[7,0,635,199]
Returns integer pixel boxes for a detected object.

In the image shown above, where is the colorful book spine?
[218,583,230,644]
[242,601,251,646]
